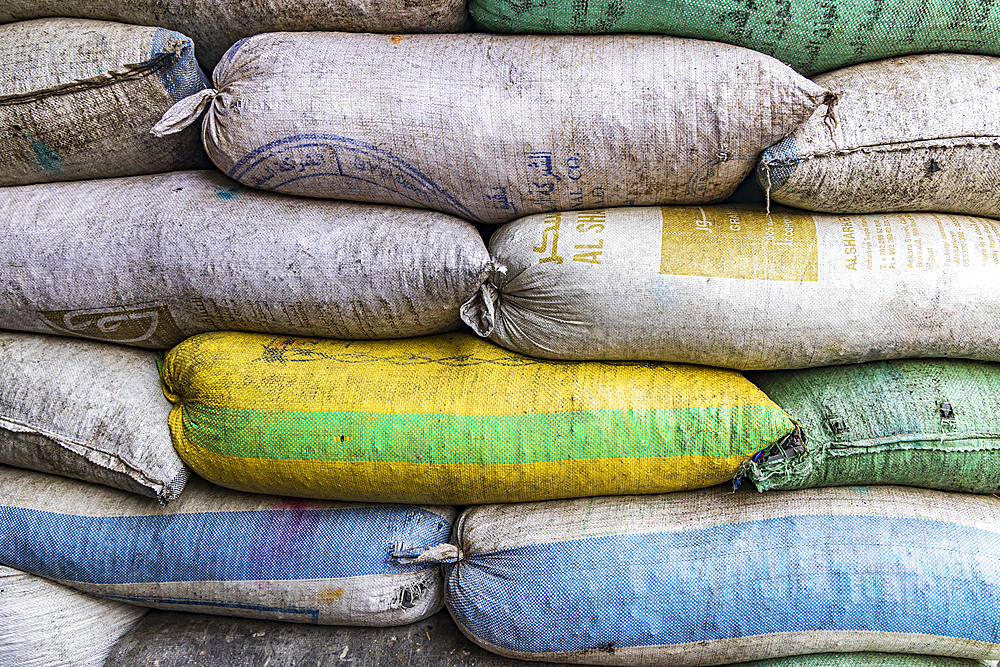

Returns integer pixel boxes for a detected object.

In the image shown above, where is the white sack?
[0,564,148,667]
[462,205,1000,370]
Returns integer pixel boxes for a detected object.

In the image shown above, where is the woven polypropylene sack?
[0,170,489,348]
[153,32,831,224]
[0,332,186,501]
[0,564,148,667]
[739,359,1000,494]
[469,0,1000,76]
[0,466,455,626]
[442,485,1000,665]
[462,205,1000,370]
[0,18,209,187]
[159,331,794,505]
[759,54,1000,218]
[0,0,469,70]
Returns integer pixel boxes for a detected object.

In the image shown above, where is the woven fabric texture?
[0,18,209,186]
[469,0,1000,75]
[0,466,455,626]
[160,331,794,504]
[177,32,829,224]
[0,170,488,348]
[464,205,1000,370]
[447,485,1000,665]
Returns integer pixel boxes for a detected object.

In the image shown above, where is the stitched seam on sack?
[824,431,1000,455]
[0,414,166,488]
[763,136,1000,167]
[0,52,174,107]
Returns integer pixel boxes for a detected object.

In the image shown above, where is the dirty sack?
[0,18,209,186]
[153,31,832,223]
[462,205,1000,370]
[159,331,794,505]
[0,466,455,626]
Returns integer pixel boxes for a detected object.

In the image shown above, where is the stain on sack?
[318,587,346,604]
[251,499,323,577]
[27,133,62,173]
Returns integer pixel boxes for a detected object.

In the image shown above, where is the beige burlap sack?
[154,32,833,224]
[0,564,148,667]
[0,170,489,348]
[0,0,468,69]
[0,18,210,187]
[759,54,1000,218]
[0,332,186,501]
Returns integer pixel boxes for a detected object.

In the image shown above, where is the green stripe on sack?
[180,403,788,464]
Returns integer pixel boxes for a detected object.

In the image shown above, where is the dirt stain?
[318,587,345,604]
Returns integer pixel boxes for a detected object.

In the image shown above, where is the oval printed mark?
[228,134,481,222]
[38,303,183,346]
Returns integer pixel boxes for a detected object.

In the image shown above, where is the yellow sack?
[161,332,794,504]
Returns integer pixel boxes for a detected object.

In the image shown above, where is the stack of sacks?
[3,0,1000,666]
[0,8,475,663]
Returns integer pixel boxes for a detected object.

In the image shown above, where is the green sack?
[469,0,1000,75]
[740,359,1000,493]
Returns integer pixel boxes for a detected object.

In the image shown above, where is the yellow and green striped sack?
[160,332,795,504]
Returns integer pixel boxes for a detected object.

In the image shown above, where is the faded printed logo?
[38,303,183,346]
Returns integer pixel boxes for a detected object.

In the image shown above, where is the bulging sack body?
[0,170,489,348]
[160,332,794,505]
[0,564,148,667]
[0,332,186,501]
[469,0,1000,76]
[0,18,209,186]
[740,359,1000,494]
[444,486,1000,665]
[759,54,1000,218]
[463,206,1000,370]
[0,0,469,69]
[0,466,455,626]
[158,32,830,224]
